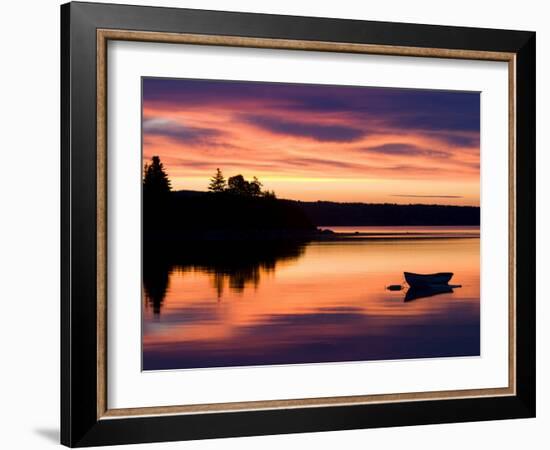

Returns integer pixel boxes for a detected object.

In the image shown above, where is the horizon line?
[171,188,480,208]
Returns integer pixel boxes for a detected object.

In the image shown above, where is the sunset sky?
[142,78,480,206]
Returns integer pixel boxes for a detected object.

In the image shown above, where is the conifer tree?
[143,156,171,197]
[208,168,226,192]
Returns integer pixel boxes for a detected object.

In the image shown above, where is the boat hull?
[404,272,453,287]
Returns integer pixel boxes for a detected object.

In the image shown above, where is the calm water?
[143,227,480,370]
[321,225,480,239]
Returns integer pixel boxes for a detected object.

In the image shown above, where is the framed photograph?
[61,1,536,447]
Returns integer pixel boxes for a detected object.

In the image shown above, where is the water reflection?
[404,285,455,302]
[143,234,480,370]
[143,258,171,315]
[143,240,309,312]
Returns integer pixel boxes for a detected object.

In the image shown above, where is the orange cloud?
[142,79,480,206]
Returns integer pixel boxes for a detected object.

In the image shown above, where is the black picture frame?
[61,1,535,447]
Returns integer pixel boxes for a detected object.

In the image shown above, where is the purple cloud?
[364,143,450,159]
[143,78,480,136]
[244,115,366,142]
[143,118,222,145]
[392,194,464,199]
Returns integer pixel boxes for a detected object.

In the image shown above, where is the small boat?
[404,285,454,302]
[386,284,403,291]
[404,272,453,287]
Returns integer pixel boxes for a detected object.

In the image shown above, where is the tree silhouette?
[208,168,226,193]
[249,176,262,197]
[227,175,249,196]
[227,174,264,197]
[143,156,172,234]
[143,156,171,198]
[263,190,276,199]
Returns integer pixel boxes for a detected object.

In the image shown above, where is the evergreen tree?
[143,156,171,198]
[208,168,226,193]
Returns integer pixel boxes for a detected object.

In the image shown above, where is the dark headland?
[144,189,479,243]
[142,158,479,244]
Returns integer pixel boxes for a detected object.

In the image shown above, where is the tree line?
[209,168,276,198]
[143,156,275,199]
[142,156,479,238]
[142,156,314,238]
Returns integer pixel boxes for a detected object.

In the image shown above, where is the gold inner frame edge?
[96,29,517,420]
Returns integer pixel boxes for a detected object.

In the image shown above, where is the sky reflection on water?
[143,232,480,370]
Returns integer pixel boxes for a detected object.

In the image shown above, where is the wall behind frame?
[0,0,545,449]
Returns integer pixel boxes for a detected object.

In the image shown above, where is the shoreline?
[312,231,479,241]
[143,229,480,245]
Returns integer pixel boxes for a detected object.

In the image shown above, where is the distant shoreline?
[143,227,480,246]
[172,190,480,228]
[313,228,479,241]
[316,224,479,240]
[173,189,479,208]
[313,233,480,241]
